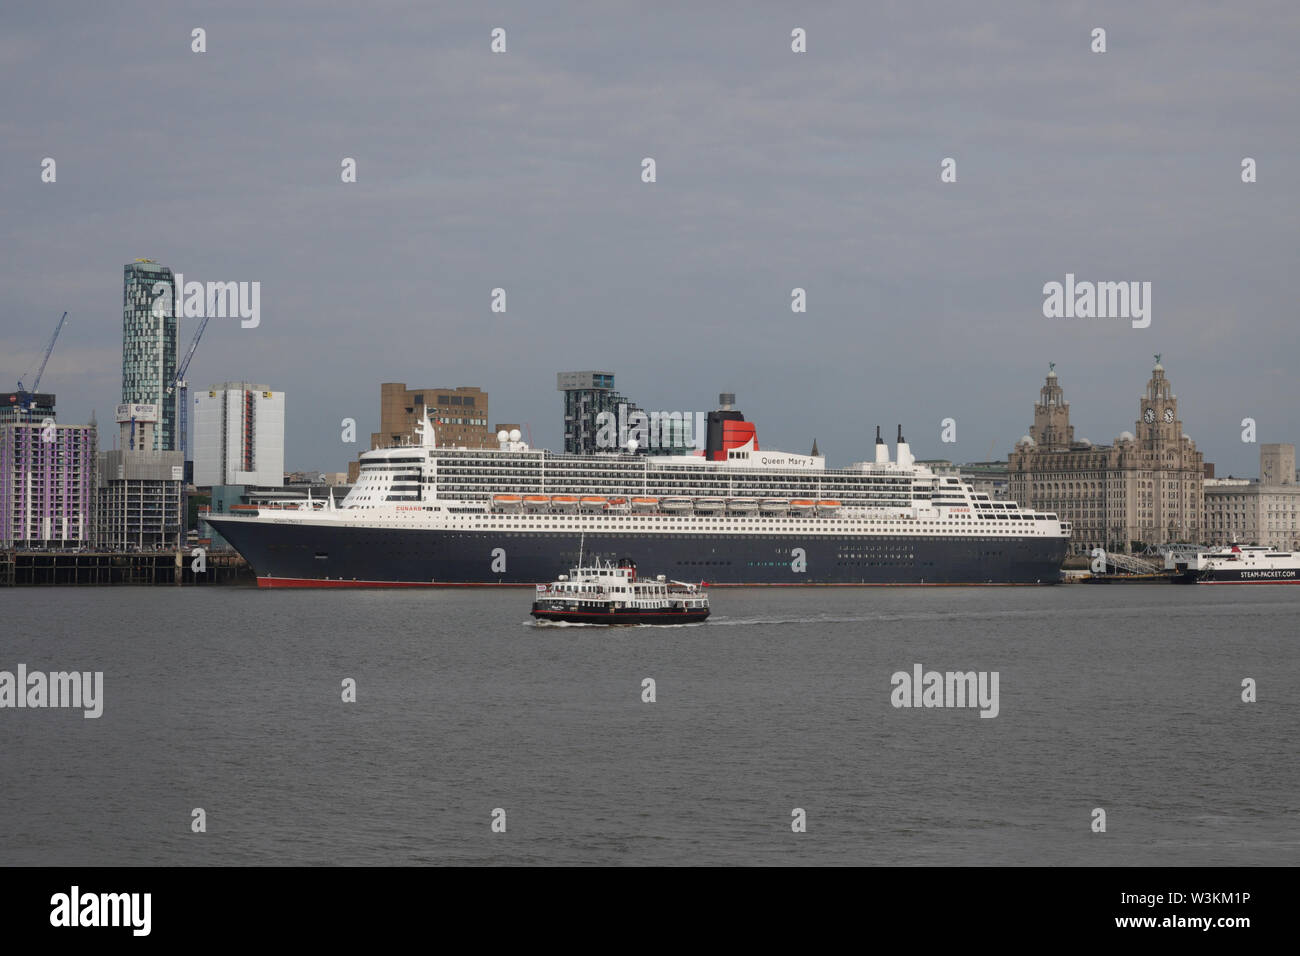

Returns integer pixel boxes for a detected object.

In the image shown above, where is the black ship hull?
[206,517,1068,587]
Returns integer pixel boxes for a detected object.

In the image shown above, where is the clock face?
[1143,408,1155,424]
[1163,408,1175,423]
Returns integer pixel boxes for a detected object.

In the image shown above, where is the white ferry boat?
[531,558,710,625]
[1169,545,1300,583]
[206,395,1071,587]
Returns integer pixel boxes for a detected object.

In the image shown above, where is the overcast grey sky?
[2,0,1297,476]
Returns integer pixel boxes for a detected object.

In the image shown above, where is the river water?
[1,584,1295,865]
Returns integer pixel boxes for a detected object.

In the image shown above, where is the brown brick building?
[347,383,493,482]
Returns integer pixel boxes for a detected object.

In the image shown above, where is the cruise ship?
[206,396,1071,587]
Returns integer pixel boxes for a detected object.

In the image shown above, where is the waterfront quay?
[0,550,252,586]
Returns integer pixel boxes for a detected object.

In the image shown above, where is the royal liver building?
[1008,358,1204,553]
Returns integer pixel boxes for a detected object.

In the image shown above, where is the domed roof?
[1118,430,1135,442]
[1019,434,1035,446]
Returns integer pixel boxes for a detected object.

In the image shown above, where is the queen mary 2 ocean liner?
[207,395,1071,587]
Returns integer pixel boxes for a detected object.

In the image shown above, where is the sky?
[2,0,1297,478]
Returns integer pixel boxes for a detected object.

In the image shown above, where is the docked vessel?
[1169,545,1300,583]
[206,394,1071,587]
[531,558,710,625]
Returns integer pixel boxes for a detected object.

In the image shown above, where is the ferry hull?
[531,605,710,625]
[207,518,1067,587]
[1173,569,1300,584]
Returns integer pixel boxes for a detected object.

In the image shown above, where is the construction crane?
[166,312,211,459]
[15,311,69,406]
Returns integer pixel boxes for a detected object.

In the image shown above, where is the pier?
[0,550,253,586]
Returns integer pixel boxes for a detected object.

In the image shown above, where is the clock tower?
[1029,363,1074,452]
[1138,355,1181,447]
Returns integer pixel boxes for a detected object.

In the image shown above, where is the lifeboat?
[727,498,759,513]
[760,498,789,513]
[493,494,523,509]
[606,496,630,512]
[816,499,842,515]
[631,496,659,510]
[524,495,550,509]
[694,497,726,512]
[660,496,692,512]
[790,499,816,512]
[550,495,579,511]
[579,496,607,511]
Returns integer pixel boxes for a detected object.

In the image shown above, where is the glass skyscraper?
[122,260,178,451]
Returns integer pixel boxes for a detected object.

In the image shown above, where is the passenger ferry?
[1169,545,1300,583]
[531,558,710,625]
[206,394,1070,587]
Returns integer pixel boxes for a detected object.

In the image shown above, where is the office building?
[192,383,285,488]
[96,406,184,550]
[0,412,98,550]
[2,392,56,425]
[1203,444,1300,549]
[121,260,179,451]
[558,370,696,456]
[347,383,492,482]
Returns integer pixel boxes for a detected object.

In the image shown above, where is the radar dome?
[497,429,509,442]
[627,438,639,453]
[508,428,522,442]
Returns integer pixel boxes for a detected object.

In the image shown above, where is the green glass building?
[121,260,178,451]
